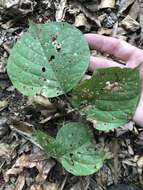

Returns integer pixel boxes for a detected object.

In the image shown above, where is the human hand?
[85,34,143,127]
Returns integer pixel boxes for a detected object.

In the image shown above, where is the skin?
[85,34,143,127]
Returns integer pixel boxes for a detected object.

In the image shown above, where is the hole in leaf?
[49,55,55,62]
[56,44,61,52]
[42,67,46,72]
[70,159,74,166]
[70,153,73,157]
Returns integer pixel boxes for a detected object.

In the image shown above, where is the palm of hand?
[85,34,143,127]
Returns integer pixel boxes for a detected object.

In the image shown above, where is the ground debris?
[99,0,115,9]
[0,0,143,189]
[121,15,140,32]
[0,0,36,16]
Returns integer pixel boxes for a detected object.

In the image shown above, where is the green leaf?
[7,22,90,98]
[72,67,140,131]
[35,122,104,176]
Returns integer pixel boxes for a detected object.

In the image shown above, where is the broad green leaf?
[72,67,140,131]
[7,22,90,98]
[35,122,104,176]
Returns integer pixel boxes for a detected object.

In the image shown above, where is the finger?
[89,56,125,72]
[85,34,142,63]
[133,65,143,126]
[133,92,143,127]
[127,56,143,68]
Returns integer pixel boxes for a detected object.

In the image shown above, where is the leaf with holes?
[7,22,90,97]
[35,122,105,176]
[72,67,140,131]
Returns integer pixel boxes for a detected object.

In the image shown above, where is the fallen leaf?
[71,0,101,27]
[0,0,19,8]
[98,28,113,35]
[99,0,115,9]
[43,183,59,190]
[118,0,135,14]
[74,13,90,31]
[137,156,143,168]
[5,152,55,185]
[5,168,23,177]
[0,100,8,111]
[121,15,140,32]
[55,0,67,21]
[36,160,55,184]
[0,143,11,158]
[138,0,143,39]
[129,0,140,20]
[0,117,9,139]
[30,184,44,190]
[28,95,56,109]
[15,175,25,190]
[0,0,36,15]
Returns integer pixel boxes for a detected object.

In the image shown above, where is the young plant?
[7,22,140,176]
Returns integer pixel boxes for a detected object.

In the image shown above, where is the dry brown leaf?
[137,156,143,168]
[0,100,8,111]
[36,160,55,184]
[5,152,54,185]
[84,1,98,13]
[30,184,44,190]
[0,117,9,139]
[55,0,67,21]
[2,185,14,190]
[74,13,89,28]
[119,0,135,13]
[43,183,59,190]
[10,121,42,149]
[28,95,55,109]
[14,153,50,169]
[0,143,11,158]
[0,0,36,15]
[138,0,143,39]
[115,122,134,137]
[99,0,115,9]
[15,175,25,190]
[71,0,101,27]
[98,28,113,35]
[129,0,140,20]
[5,167,23,177]
[0,0,19,8]
[121,15,140,32]
[116,35,127,41]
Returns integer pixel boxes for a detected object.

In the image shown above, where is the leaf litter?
[0,0,143,189]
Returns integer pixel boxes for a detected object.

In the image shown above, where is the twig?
[59,174,68,190]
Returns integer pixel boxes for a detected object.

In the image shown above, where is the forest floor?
[0,0,143,190]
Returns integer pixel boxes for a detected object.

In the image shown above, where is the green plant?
[7,22,140,176]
